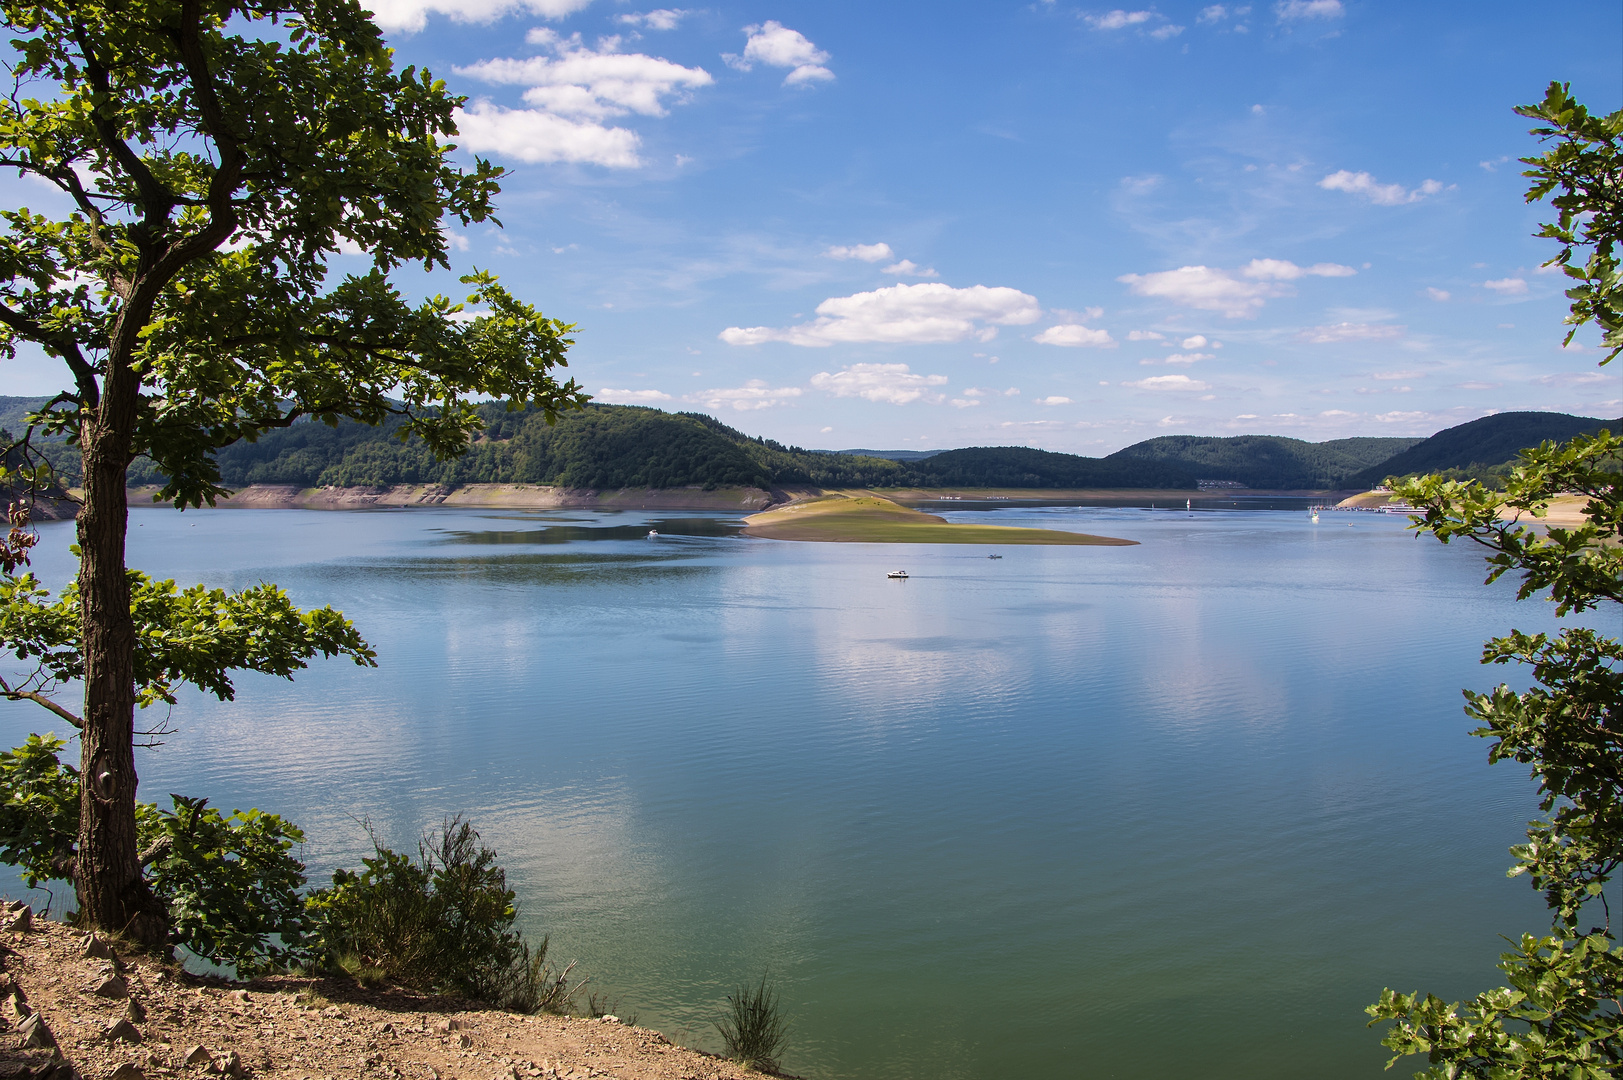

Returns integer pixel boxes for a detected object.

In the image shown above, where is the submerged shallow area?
[0,503,1584,1079]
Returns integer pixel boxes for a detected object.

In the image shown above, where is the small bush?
[716,975,790,1074]
[0,734,310,975]
[307,816,582,1012]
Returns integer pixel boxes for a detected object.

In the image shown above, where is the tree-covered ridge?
[15,396,1617,495]
[148,403,1208,491]
[1107,434,1423,489]
[1348,411,1622,487]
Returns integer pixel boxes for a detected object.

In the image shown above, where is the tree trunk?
[74,372,166,946]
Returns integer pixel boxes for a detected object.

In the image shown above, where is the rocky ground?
[0,905,758,1080]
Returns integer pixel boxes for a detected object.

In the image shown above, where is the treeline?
[1106,434,1422,490]
[172,403,1204,491]
[6,395,1616,495]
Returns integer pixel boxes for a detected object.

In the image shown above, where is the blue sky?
[7,1,1622,453]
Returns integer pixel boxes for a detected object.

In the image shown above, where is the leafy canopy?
[1,561,375,720]
[0,0,586,503]
[1364,81,1623,1078]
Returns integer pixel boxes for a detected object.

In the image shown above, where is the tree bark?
[74,365,166,946]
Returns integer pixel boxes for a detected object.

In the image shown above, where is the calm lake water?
[0,502,1589,1079]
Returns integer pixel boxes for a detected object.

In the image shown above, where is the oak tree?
[0,0,585,943]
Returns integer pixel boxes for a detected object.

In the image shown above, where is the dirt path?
[0,909,755,1080]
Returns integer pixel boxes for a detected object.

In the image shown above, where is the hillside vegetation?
[1107,434,1421,489]
[4,396,1615,495]
[1347,411,1620,486]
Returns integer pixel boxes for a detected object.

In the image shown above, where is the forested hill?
[1345,411,1621,487]
[5,396,1616,494]
[1106,434,1422,490]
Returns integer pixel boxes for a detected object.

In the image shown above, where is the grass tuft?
[715,974,790,1074]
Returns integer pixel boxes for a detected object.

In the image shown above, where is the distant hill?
[1349,411,1621,487]
[1108,434,1422,490]
[833,448,945,462]
[8,397,1614,496]
[126,403,1199,492]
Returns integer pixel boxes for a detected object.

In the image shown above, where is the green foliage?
[2,566,376,713]
[1518,82,1623,363]
[1359,411,1620,490]
[0,733,77,888]
[1372,935,1622,1079]
[1110,433,1421,489]
[715,975,791,1074]
[1364,85,1623,1077]
[0,0,588,508]
[307,817,579,1012]
[0,735,309,974]
[142,795,310,977]
[1396,432,1622,616]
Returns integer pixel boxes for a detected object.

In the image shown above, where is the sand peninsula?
[741,493,1137,545]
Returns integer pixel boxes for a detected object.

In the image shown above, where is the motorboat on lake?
[887,570,909,579]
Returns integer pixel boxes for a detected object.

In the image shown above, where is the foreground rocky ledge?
[0,912,754,1080]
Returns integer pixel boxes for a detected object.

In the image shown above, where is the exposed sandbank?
[741,493,1137,545]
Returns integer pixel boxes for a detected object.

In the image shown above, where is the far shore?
[121,482,1353,515]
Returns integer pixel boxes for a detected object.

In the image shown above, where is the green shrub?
[0,734,311,975]
[307,817,581,1012]
[142,795,310,977]
[716,975,791,1074]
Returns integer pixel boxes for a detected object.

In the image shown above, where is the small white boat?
[647,530,659,539]
[887,569,909,579]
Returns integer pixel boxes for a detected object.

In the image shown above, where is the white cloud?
[883,259,940,278]
[1297,322,1405,343]
[683,380,803,411]
[810,363,949,405]
[1455,382,1499,390]
[617,8,687,30]
[1482,277,1529,295]
[1035,396,1073,405]
[950,397,981,408]
[1181,334,1208,348]
[1198,4,1250,21]
[366,0,591,34]
[1319,170,1444,206]
[1241,258,1356,280]
[454,102,641,167]
[1124,375,1211,391]
[1033,324,1115,347]
[1538,371,1611,387]
[1164,352,1212,364]
[1372,370,1422,380]
[1148,23,1185,39]
[1127,329,1165,341]
[720,283,1042,346]
[457,37,712,120]
[451,34,711,168]
[825,243,893,263]
[1275,0,1342,19]
[728,21,833,85]
[1425,287,1451,302]
[1118,259,1354,318]
[1088,10,1154,30]
[596,387,672,404]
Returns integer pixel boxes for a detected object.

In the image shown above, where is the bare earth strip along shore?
[0,912,751,1080]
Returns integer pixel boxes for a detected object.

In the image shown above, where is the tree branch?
[0,677,84,730]
[0,301,100,406]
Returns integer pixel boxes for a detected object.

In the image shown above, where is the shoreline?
[120,482,1353,515]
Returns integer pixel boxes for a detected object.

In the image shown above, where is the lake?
[0,502,1582,1078]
